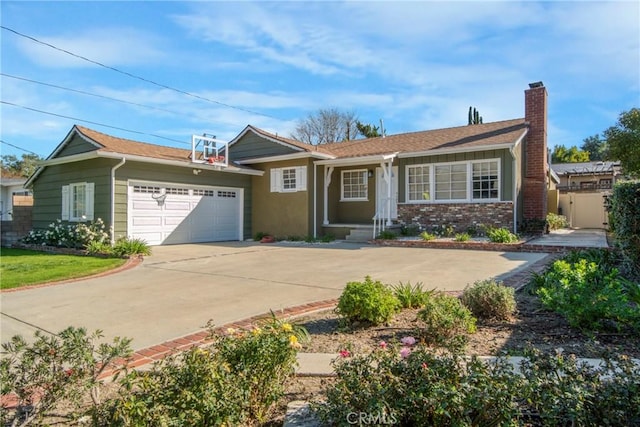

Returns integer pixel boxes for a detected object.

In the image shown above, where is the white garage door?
[128,182,242,245]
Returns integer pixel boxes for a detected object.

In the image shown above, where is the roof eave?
[314,152,399,166]
[397,141,519,159]
[237,151,335,165]
[229,125,307,153]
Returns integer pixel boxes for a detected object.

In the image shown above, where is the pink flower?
[400,347,411,358]
[379,341,388,349]
[401,336,416,347]
[421,362,428,370]
[339,349,351,358]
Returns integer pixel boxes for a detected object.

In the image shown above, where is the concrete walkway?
[525,228,608,248]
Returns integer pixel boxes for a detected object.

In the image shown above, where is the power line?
[1,25,281,121]
[0,140,41,156]
[1,100,190,146]
[1,73,189,118]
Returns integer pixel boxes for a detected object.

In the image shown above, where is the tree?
[604,108,640,177]
[551,145,590,163]
[468,106,483,125]
[1,153,43,178]
[580,134,608,161]
[356,120,383,138]
[291,108,359,145]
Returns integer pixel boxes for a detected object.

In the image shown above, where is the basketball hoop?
[151,192,167,206]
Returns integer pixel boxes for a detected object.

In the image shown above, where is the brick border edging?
[0,256,143,293]
[97,299,339,379]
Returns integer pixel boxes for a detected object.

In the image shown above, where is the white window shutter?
[85,182,95,220]
[270,168,282,192]
[297,166,307,191]
[61,185,70,220]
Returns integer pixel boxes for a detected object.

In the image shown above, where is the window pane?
[72,185,86,218]
[472,161,499,200]
[408,165,430,200]
[342,171,367,199]
[282,168,297,190]
[434,164,467,200]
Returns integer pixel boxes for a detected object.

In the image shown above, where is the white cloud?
[14,28,166,68]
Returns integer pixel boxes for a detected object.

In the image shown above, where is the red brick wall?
[398,202,514,232]
[523,83,548,221]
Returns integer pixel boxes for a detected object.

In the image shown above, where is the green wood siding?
[56,134,99,157]
[398,149,514,202]
[327,165,377,223]
[230,133,300,161]
[31,158,113,229]
[250,158,315,238]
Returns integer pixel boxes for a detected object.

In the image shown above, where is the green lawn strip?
[0,248,126,290]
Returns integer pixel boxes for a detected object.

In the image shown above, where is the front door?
[376,166,398,219]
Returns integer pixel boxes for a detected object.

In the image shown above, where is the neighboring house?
[26,82,550,245]
[550,161,622,229]
[0,176,31,221]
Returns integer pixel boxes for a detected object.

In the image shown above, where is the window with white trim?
[407,165,431,201]
[472,160,499,200]
[341,169,368,201]
[62,182,94,222]
[270,166,307,192]
[405,159,501,203]
[435,163,467,200]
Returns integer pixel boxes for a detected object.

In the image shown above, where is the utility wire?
[2,72,188,118]
[0,139,41,156]
[1,101,190,146]
[1,25,281,120]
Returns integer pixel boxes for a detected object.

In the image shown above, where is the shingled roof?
[75,126,195,162]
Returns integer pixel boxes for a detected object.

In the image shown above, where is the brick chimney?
[522,81,548,225]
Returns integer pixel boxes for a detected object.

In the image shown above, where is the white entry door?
[376,166,398,219]
[128,182,242,245]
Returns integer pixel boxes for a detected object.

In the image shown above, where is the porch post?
[323,166,334,226]
[381,161,393,226]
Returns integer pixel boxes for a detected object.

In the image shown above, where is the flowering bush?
[99,316,306,426]
[21,219,110,249]
[314,345,640,426]
[0,327,132,426]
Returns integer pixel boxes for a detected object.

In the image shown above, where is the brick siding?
[523,84,548,221]
[397,202,514,232]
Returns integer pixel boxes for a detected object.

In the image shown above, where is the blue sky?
[1,1,639,159]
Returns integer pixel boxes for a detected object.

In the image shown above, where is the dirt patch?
[294,291,640,359]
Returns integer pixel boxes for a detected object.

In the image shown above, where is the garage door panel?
[129,183,241,245]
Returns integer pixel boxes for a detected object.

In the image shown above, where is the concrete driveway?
[1,242,546,351]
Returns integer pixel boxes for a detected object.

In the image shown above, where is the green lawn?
[0,248,127,290]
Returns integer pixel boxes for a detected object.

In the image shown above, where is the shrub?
[99,316,305,426]
[609,180,640,280]
[431,224,455,237]
[454,232,471,242]
[321,234,335,243]
[314,347,640,427]
[419,231,436,241]
[417,293,476,348]
[111,237,151,256]
[400,223,420,236]
[21,218,110,249]
[0,328,132,426]
[546,212,569,230]
[254,231,268,241]
[376,230,396,240]
[536,257,639,331]
[486,226,519,243]
[461,279,516,321]
[392,281,433,309]
[314,348,523,426]
[336,276,400,325]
